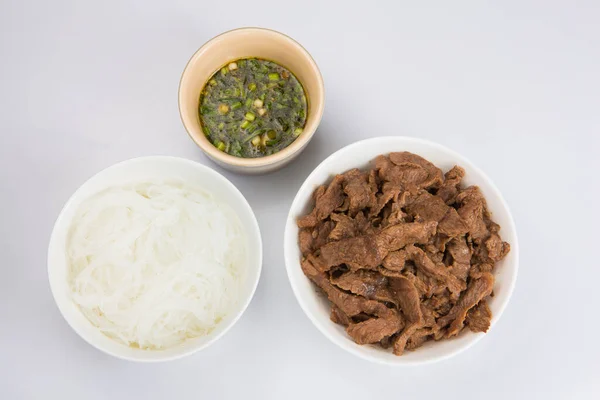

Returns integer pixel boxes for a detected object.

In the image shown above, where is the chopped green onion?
[244,112,255,121]
[267,130,277,140]
[248,82,257,91]
[216,141,226,151]
[220,67,228,75]
[294,127,303,137]
[240,120,250,129]
[268,73,280,81]
[231,101,242,110]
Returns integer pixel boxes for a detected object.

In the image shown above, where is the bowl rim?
[178,27,325,169]
[283,136,519,366]
[47,156,263,362]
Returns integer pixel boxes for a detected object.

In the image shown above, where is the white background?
[1,0,599,399]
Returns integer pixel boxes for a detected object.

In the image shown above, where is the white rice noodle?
[66,180,246,350]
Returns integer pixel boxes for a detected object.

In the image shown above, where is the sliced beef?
[456,186,490,243]
[436,272,495,337]
[328,213,358,241]
[437,165,465,204]
[311,220,335,252]
[301,258,395,319]
[297,175,345,228]
[319,235,384,269]
[330,305,351,326]
[298,152,508,356]
[387,152,444,189]
[347,315,403,345]
[382,250,407,272]
[465,300,492,333]
[299,228,313,256]
[446,237,472,281]
[331,270,395,305]
[375,221,438,252]
[389,276,424,355]
[405,245,465,295]
[343,169,377,216]
[485,233,510,262]
[370,183,402,218]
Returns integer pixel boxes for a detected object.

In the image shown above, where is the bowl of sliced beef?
[284,136,518,365]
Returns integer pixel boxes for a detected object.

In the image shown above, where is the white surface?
[48,157,262,361]
[1,0,599,398]
[284,137,519,365]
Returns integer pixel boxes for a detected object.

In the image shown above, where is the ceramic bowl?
[179,27,325,174]
[284,137,518,365]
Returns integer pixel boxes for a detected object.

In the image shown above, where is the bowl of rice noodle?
[48,156,262,361]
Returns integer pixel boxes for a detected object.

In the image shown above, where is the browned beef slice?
[438,208,469,237]
[406,192,467,238]
[299,229,313,256]
[319,221,437,269]
[406,191,448,222]
[301,258,395,319]
[456,186,490,242]
[331,270,395,305]
[343,169,377,216]
[389,152,444,189]
[446,237,472,281]
[311,220,335,251]
[436,272,495,337]
[370,182,402,217]
[485,233,510,262]
[405,245,465,294]
[382,250,407,271]
[297,175,345,228]
[347,314,403,345]
[375,221,438,252]
[423,293,453,317]
[406,329,432,350]
[330,305,351,326]
[389,276,424,355]
[437,165,465,204]
[375,155,433,189]
[328,213,358,241]
[320,235,383,269]
[465,300,492,333]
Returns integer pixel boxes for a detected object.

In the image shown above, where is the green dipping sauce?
[199,58,308,158]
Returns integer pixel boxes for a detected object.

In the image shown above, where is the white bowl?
[284,137,518,365]
[48,156,262,362]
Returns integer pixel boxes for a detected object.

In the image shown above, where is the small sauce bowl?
[179,27,325,174]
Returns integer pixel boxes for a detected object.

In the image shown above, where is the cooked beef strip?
[343,169,377,216]
[375,221,438,252]
[347,315,403,345]
[319,221,437,270]
[331,270,396,305]
[405,245,465,295]
[330,304,351,326]
[382,250,407,271]
[311,220,335,252]
[387,152,444,189]
[297,175,345,228]
[301,258,396,319]
[389,275,424,355]
[436,272,495,337]
[446,237,472,281]
[299,228,313,256]
[485,233,510,262]
[437,165,465,204]
[465,300,492,333]
[456,186,490,243]
[328,213,359,241]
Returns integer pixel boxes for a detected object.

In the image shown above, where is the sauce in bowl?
[199,58,308,158]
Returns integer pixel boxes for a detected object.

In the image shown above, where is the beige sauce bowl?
[179,28,325,174]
